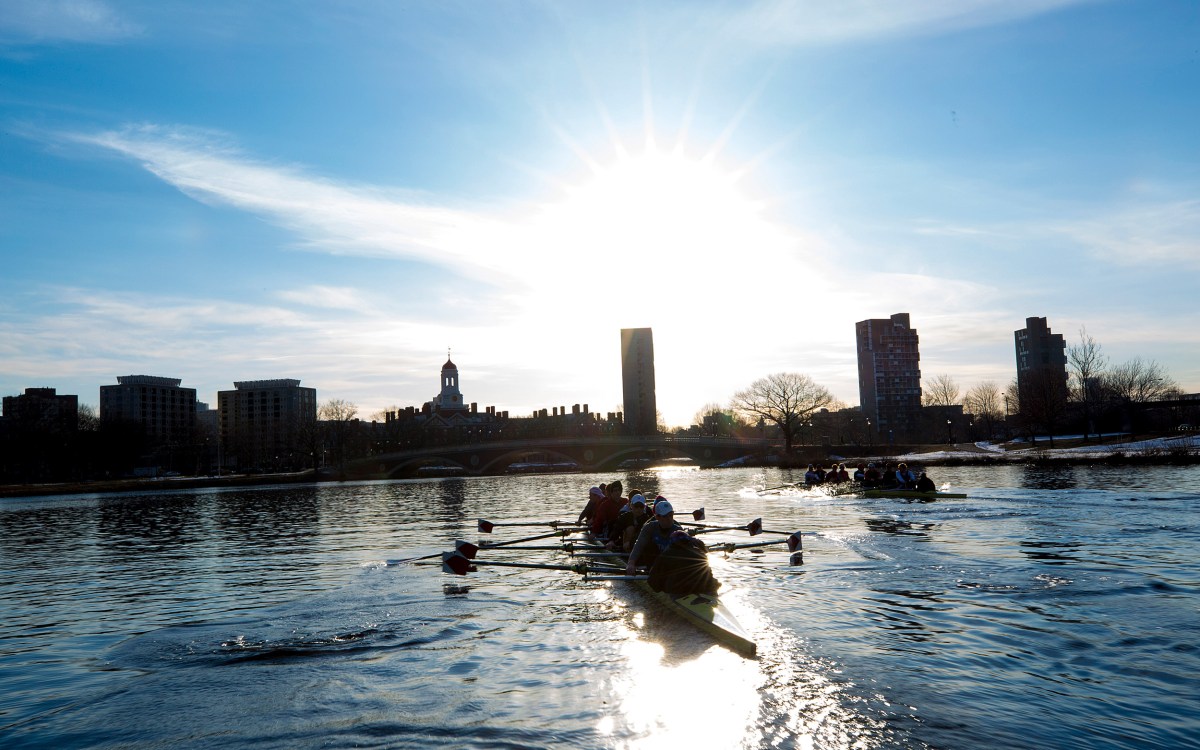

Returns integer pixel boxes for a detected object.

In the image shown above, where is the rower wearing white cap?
[625,497,684,575]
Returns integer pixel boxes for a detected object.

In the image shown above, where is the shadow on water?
[1020,463,1078,490]
[862,517,936,537]
[1018,539,1085,564]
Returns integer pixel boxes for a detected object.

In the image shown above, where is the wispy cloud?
[733,0,1095,46]
[0,0,140,45]
[1052,199,1200,269]
[73,125,512,279]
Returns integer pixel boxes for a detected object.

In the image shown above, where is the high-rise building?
[217,379,317,471]
[1014,316,1068,410]
[620,328,657,436]
[2,387,78,434]
[100,375,197,445]
[856,313,922,442]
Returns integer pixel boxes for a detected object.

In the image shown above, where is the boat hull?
[584,533,756,657]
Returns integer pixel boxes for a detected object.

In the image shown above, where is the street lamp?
[946,418,953,445]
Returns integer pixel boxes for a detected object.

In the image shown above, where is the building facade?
[856,313,922,442]
[620,328,657,436]
[1014,316,1069,412]
[217,379,317,471]
[100,375,198,445]
[2,387,78,434]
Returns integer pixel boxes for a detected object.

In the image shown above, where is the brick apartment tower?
[856,313,922,443]
[1014,316,1069,411]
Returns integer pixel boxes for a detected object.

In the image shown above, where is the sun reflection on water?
[607,636,760,749]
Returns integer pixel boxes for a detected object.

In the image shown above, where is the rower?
[626,498,683,575]
[647,530,720,596]
[576,486,605,526]
[607,494,649,552]
[896,462,917,489]
[590,480,624,538]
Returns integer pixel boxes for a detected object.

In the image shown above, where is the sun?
[521,145,795,300]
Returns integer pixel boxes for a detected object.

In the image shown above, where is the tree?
[1067,327,1107,442]
[964,381,1002,440]
[923,374,961,406]
[319,399,359,471]
[730,373,834,453]
[1102,358,1178,434]
[1013,370,1070,447]
[1103,358,1177,404]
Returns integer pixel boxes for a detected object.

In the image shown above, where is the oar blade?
[691,507,706,521]
[477,519,495,534]
[455,540,480,560]
[442,551,476,575]
[786,531,803,553]
[747,518,763,537]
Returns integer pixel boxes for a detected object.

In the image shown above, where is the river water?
[1,465,1197,749]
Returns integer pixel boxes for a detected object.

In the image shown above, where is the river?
[1,465,1197,749]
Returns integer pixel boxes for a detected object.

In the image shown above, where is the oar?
[758,483,797,494]
[442,551,591,576]
[713,531,804,554]
[478,530,573,548]
[478,518,584,533]
[681,518,780,536]
[584,573,649,582]
[711,531,805,566]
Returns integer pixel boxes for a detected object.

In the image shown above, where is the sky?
[2,0,1198,428]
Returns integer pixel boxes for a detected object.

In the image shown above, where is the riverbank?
[0,469,327,499]
[4,433,1196,499]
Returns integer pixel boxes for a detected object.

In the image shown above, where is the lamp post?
[946,418,953,445]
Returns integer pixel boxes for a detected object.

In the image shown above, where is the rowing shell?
[859,489,967,499]
[584,533,757,657]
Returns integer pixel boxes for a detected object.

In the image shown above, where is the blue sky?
[2,0,1197,427]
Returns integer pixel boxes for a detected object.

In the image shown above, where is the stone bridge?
[346,435,772,479]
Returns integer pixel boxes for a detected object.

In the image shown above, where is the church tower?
[435,353,467,412]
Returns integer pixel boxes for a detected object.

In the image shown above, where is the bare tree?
[319,399,359,471]
[1014,371,1070,447]
[964,381,1002,440]
[922,374,961,406]
[1067,327,1107,441]
[1104,358,1177,404]
[730,373,834,453]
[77,403,100,432]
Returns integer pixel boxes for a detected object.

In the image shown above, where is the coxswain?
[647,530,719,596]
[626,498,683,575]
[915,471,936,493]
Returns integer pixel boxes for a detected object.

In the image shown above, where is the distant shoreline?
[3,444,1198,500]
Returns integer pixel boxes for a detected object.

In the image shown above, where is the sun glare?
[522,147,795,302]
